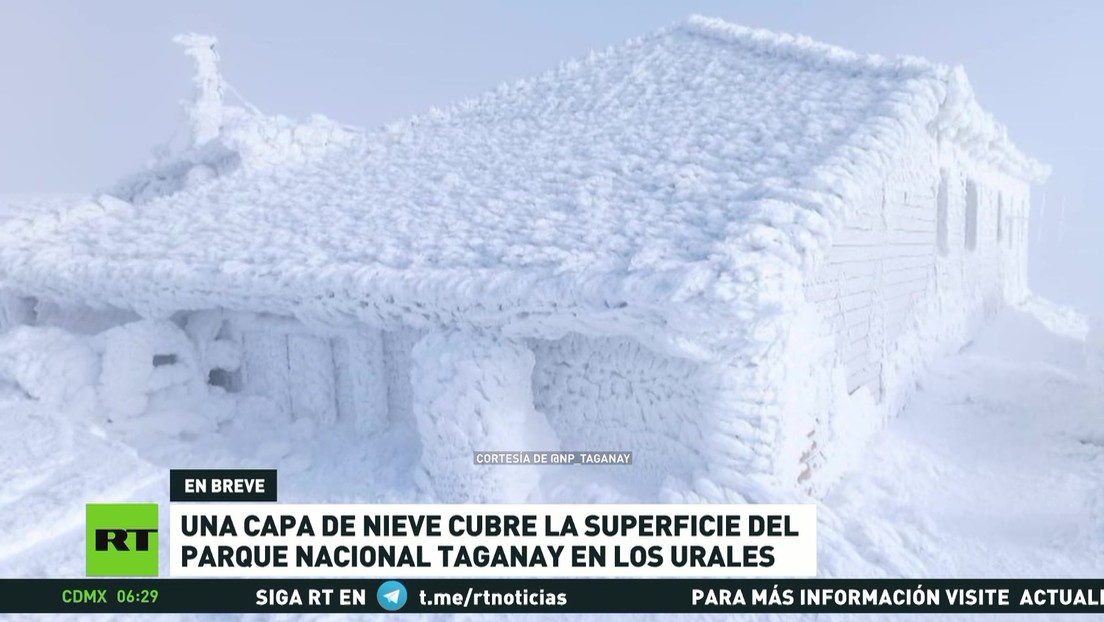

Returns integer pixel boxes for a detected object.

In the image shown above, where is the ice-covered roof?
[0,16,1049,359]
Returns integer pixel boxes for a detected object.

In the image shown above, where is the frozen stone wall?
[411,330,558,502]
[795,136,1035,493]
[531,334,718,492]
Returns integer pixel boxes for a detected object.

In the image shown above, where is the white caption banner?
[170,503,816,578]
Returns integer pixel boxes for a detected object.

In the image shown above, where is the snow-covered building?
[0,17,1047,501]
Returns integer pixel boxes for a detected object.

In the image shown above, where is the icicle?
[172,33,224,146]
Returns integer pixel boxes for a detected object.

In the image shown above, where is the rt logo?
[86,503,159,576]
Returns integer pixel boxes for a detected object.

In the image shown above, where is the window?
[965,180,979,251]
[936,170,949,255]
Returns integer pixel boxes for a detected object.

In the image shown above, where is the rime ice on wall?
[531,334,709,491]
[411,330,559,502]
[382,328,425,428]
[332,330,389,434]
[238,329,293,417]
[793,130,1040,492]
[287,334,338,425]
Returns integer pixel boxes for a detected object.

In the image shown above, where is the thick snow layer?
[105,34,357,207]
[819,303,1104,581]
[0,300,1099,622]
[0,17,1047,361]
[531,334,709,492]
[109,110,357,206]
[96,319,216,426]
[411,330,559,502]
[0,326,99,408]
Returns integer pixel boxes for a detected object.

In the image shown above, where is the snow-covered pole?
[173,33,224,146]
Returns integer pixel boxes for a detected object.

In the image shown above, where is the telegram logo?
[376,580,408,611]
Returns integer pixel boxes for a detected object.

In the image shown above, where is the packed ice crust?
[0,16,1046,359]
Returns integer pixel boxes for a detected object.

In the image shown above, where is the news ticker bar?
[2,579,1104,614]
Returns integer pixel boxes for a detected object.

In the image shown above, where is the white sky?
[0,0,1100,312]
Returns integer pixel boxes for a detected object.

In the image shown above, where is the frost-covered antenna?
[173,33,224,146]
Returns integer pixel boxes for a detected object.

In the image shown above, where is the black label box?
[170,469,277,502]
